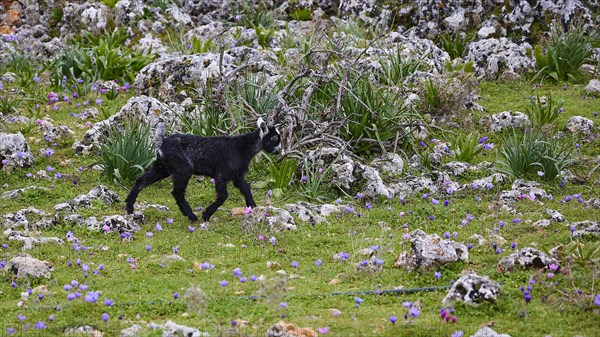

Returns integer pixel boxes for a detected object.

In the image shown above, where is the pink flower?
[317,327,329,334]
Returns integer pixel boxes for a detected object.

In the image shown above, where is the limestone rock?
[147,320,209,337]
[565,116,594,135]
[394,229,468,271]
[442,272,500,305]
[497,247,559,273]
[470,327,511,337]
[6,254,53,278]
[584,79,600,94]
[241,206,297,233]
[489,111,531,132]
[0,132,34,170]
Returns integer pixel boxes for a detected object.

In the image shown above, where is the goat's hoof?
[188,214,199,222]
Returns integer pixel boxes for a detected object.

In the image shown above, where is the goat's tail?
[154,122,165,156]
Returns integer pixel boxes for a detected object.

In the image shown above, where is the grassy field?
[0,76,599,337]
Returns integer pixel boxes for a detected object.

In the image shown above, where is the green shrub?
[451,132,483,163]
[497,128,572,182]
[534,24,599,83]
[268,157,297,190]
[290,7,313,21]
[179,100,232,137]
[240,74,279,115]
[439,31,469,59]
[99,0,120,8]
[525,94,564,127]
[0,95,23,115]
[255,25,275,47]
[54,29,155,84]
[296,155,333,202]
[417,72,478,117]
[341,75,419,155]
[377,49,424,86]
[238,0,276,29]
[97,121,156,187]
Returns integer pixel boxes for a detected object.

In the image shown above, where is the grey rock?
[285,203,327,224]
[585,198,600,209]
[499,179,548,212]
[4,229,64,251]
[584,78,600,94]
[6,254,53,278]
[569,221,600,238]
[371,153,404,175]
[1,186,48,199]
[64,326,103,337]
[57,185,120,210]
[442,273,500,305]
[565,116,594,135]
[533,219,551,227]
[497,247,559,273]
[546,209,565,222]
[394,229,468,271]
[359,164,392,198]
[95,214,145,233]
[489,111,531,132]
[443,161,471,176]
[241,206,297,233]
[470,326,511,337]
[2,207,49,230]
[0,132,34,170]
[119,324,142,337]
[147,320,209,337]
[38,121,74,143]
[465,38,534,79]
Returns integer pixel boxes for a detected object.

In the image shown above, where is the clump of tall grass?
[497,128,572,182]
[534,24,599,83]
[97,120,156,187]
[525,94,564,127]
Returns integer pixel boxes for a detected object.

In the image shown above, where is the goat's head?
[257,117,282,154]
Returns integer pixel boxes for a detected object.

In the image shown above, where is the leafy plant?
[296,155,333,202]
[439,31,469,59]
[4,51,37,89]
[97,121,156,187]
[238,0,276,29]
[417,72,478,117]
[290,7,313,21]
[0,95,23,115]
[99,0,120,8]
[179,100,232,137]
[377,49,424,86]
[340,74,419,155]
[497,128,572,182]
[240,74,279,115]
[451,132,483,163]
[255,25,275,47]
[525,94,564,127]
[268,158,297,190]
[533,24,599,83]
[154,0,169,12]
[443,59,475,73]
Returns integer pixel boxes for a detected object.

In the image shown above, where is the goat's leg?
[202,178,229,221]
[125,164,170,214]
[171,172,198,222]
[233,178,256,208]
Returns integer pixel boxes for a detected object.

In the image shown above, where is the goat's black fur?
[125,118,282,222]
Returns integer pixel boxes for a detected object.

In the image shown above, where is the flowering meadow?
[1,8,600,337]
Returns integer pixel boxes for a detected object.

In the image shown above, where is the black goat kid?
[125,118,282,222]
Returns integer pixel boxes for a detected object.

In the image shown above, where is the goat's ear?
[257,117,268,139]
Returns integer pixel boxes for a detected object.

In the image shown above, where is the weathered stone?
[442,272,500,305]
[1,186,47,199]
[470,327,511,337]
[119,324,142,337]
[394,229,468,271]
[57,185,120,210]
[488,111,531,132]
[546,209,565,222]
[371,153,404,175]
[565,116,594,135]
[241,206,297,233]
[497,247,559,273]
[147,320,209,337]
[569,221,599,238]
[4,229,63,250]
[465,38,534,79]
[2,207,49,230]
[584,79,600,94]
[6,254,53,278]
[0,132,34,170]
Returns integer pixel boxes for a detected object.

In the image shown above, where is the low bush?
[497,128,572,182]
[525,94,564,127]
[97,121,156,187]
